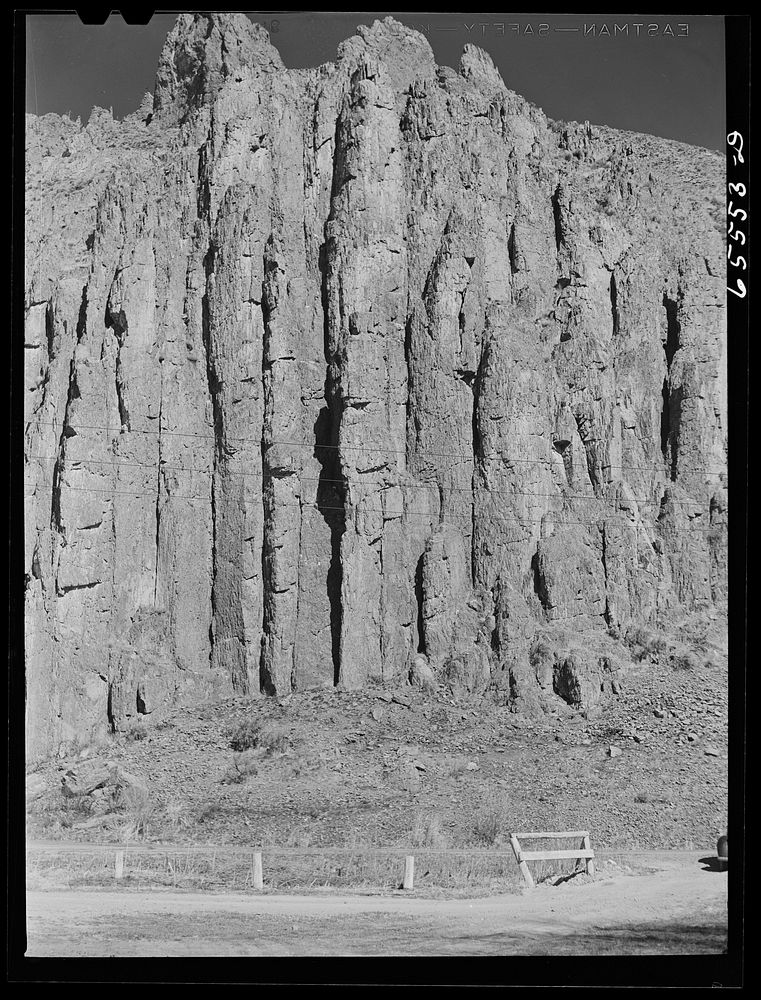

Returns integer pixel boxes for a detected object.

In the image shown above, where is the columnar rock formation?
[24,14,727,759]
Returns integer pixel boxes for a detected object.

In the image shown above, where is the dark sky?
[25,12,725,150]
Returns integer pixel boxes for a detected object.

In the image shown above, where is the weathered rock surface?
[24,14,726,760]
[60,759,147,798]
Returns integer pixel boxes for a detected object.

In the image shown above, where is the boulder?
[61,760,117,797]
[409,654,436,690]
[114,766,149,794]
[441,643,491,698]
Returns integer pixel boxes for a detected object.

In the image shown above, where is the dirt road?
[26,860,727,956]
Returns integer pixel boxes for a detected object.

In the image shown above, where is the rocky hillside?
[24,14,727,762]
[26,604,728,854]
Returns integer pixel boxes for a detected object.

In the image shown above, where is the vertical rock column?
[325,62,411,687]
[259,74,342,693]
[293,77,348,689]
[105,161,221,725]
[25,277,86,755]
[259,231,306,693]
[204,184,268,694]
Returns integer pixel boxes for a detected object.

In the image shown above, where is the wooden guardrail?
[29,841,691,858]
[509,831,595,888]
[107,846,419,890]
[29,840,702,894]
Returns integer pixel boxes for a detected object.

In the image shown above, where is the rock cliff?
[24,14,727,760]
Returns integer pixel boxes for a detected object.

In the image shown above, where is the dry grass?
[259,727,290,755]
[26,846,524,896]
[164,799,191,833]
[471,800,509,846]
[626,626,671,663]
[440,757,471,778]
[285,827,313,848]
[411,812,449,849]
[670,651,699,672]
[116,785,155,841]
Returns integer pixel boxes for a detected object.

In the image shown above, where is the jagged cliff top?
[26,12,724,285]
[28,13,723,159]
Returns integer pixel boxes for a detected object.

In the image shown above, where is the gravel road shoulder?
[26,859,728,956]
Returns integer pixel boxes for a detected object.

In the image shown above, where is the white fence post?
[583,834,595,876]
[403,855,415,890]
[253,851,263,891]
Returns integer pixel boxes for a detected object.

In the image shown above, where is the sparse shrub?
[648,637,670,660]
[487,676,511,708]
[228,720,290,755]
[117,784,155,840]
[259,726,290,756]
[626,626,670,663]
[671,651,699,671]
[124,724,147,742]
[597,723,626,741]
[222,755,255,784]
[529,636,554,666]
[229,719,261,752]
[472,800,508,846]
[411,812,449,849]
[164,799,190,831]
[441,757,470,778]
[691,633,710,654]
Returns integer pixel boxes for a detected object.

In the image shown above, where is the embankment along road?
[26,858,727,956]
